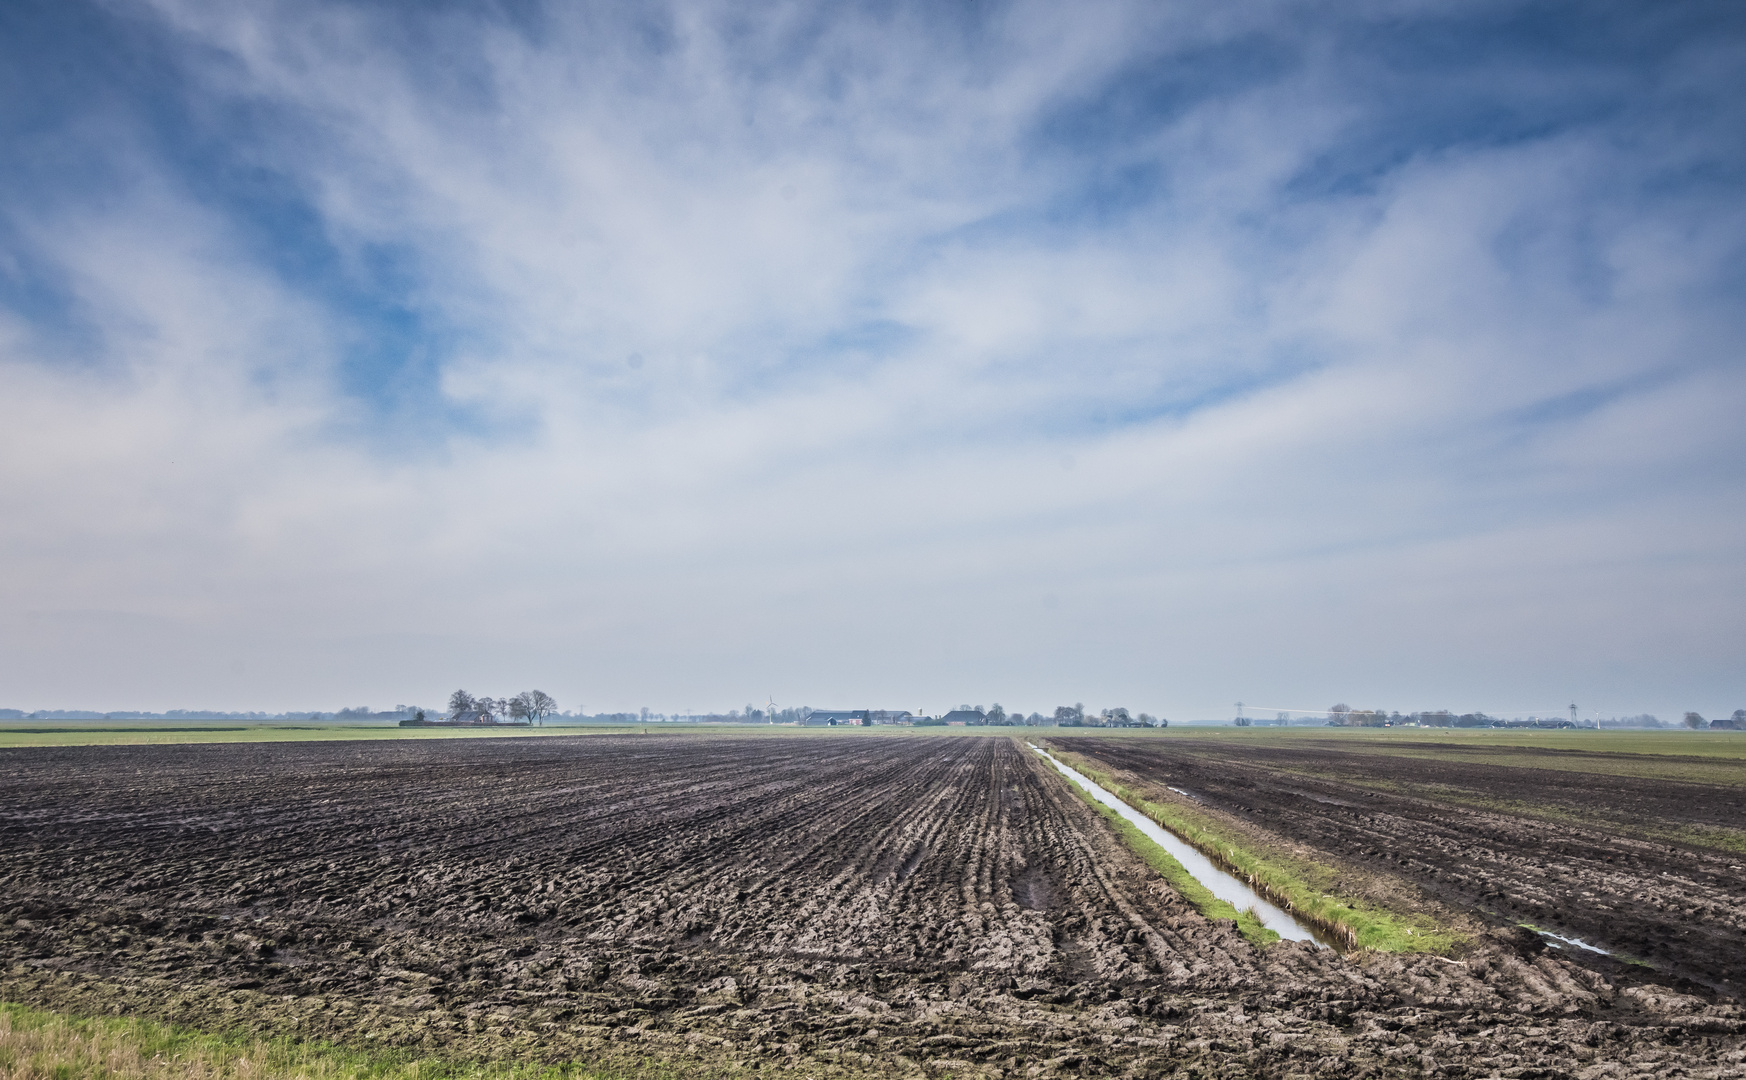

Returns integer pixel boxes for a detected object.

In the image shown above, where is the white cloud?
[0,0,1740,718]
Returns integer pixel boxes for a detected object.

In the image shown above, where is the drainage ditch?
[1030,744,1328,946]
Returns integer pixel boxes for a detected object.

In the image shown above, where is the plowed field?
[1049,734,1746,996]
[2,733,1742,1078]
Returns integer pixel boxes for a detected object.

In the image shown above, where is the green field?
[0,1000,609,1080]
[0,722,641,748]
[1057,723,1746,756]
[1045,724,1746,786]
[0,722,995,748]
[2,720,1741,769]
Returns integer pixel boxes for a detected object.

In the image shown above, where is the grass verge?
[1049,750,1460,954]
[1057,770,1280,947]
[0,1001,613,1080]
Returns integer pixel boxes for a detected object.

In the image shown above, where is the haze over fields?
[0,1,1742,719]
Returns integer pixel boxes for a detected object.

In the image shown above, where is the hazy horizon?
[2,0,1742,721]
[0,701,1720,729]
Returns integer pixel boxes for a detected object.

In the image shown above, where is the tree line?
[1316,704,1745,729]
[445,688,557,725]
[721,702,1167,726]
[927,704,1166,727]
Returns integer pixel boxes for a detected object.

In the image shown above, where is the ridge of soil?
[1051,736,1746,994]
[2,734,1741,1077]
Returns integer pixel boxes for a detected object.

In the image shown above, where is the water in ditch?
[1536,928,1609,955]
[1030,744,1328,946]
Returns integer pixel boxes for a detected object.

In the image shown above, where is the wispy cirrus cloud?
[0,0,1741,718]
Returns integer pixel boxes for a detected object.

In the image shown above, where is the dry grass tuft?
[0,1004,603,1080]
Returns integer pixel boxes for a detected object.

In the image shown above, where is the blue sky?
[1,0,1742,720]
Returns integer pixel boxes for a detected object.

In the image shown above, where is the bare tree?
[448,689,476,720]
[526,690,556,725]
[1684,711,1708,729]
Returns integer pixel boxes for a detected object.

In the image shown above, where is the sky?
[1,0,1743,721]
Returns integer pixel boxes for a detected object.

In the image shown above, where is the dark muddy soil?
[1053,736,1746,996]
[2,734,1742,1077]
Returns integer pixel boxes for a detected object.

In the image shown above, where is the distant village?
[6,699,1739,730]
[790,705,1164,727]
[397,698,1166,728]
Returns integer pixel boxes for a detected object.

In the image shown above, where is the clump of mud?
[2,735,1741,1076]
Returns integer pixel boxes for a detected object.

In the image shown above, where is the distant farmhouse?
[399,694,535,727]
[940,708,985,726]
[401,709,514,726]
[801,709,916,726]
[803,710,868,726]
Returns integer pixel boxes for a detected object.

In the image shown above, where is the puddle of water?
[1029,745,1326,946]
[1535,928,1609,955]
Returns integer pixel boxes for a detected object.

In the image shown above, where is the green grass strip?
[0,1000,634,1080]
[1059,773,1280,947]
[1052,752,1460,954]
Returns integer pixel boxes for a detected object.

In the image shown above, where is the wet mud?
[2,734,1742,1077]
[1053,737,1746,992]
